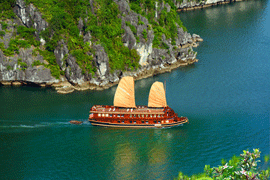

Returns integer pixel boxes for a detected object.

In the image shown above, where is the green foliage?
[0,22,8,30]
[38,49,61,79]
[136,36,140,43]
[6,65,12,70]
[161,42,170,49]
[17,26,40,47]
[176,149,270,180]
[71,49,95,75]
[1,0,186,76]
[31,60,42,67]
[86,0,140,71]
[0,0,16,20]
[130,0,186,49]
[17,58,28,71]
[125,21,137,35]
[138,16,145,25]
[142,29,147,41]
[0,31,5,37]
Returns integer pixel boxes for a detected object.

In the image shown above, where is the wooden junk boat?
[89,76,188,128]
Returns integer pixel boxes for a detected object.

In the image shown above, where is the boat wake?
[0,120,91,129]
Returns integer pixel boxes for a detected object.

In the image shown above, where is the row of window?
[97,114,164,118]
[116,120,170,124]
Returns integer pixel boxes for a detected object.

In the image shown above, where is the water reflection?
[92,128,186,180]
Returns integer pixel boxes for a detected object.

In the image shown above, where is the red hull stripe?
[89,119,187,128]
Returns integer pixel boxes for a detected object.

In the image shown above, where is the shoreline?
[177,0,245,12]
[0,58,198,94]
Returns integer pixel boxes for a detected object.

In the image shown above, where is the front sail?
[148,82,167,107]
[114,76,136,108]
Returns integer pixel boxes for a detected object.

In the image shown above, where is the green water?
[1,1,270,179]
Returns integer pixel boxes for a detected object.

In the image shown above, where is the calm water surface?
[1,1,270,179]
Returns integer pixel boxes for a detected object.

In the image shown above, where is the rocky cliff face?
[0,18,58,86]
[0,0,202,93]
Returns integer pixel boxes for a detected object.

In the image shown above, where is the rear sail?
[148,82,167,107]
[114,76,136,108]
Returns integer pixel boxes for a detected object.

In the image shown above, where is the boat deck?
[90,105,165,114]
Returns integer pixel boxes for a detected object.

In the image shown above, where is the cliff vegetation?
[0,0,202,93]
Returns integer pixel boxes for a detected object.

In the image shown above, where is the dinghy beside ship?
[88,76,188,128]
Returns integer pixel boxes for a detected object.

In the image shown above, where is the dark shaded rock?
[122,22,136,49]
[54,39,69,71]
[78,17,84,34]
[65,55,84,84]
[14,0,48,40]
[83,31,92,44]
[25,65,55,82]
[92,44,110,80]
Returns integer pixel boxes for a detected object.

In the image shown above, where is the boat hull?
[89,118,188,128]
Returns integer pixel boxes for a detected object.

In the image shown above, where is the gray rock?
[165,3,171,12]
[93,44,110,80]
[65,55,84,84]
[54,39,69,71]
[83,31,92,45]
[14,0,48,40]
[78,17,84,34]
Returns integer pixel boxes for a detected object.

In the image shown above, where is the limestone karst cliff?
[0,0,202,93]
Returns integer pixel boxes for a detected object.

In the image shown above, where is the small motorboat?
[69,120,83,124]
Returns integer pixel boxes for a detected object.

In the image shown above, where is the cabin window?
[150,115,152,118]
[146,121,149,124]
[158,121,161,124]
[117,115,120,117]
[138,115,140,118]
[102,114,105,117]
[130,120,132,123]
[142,120,144,123]
[161,115,163,117]
[142,114,144,118]
[166,120,169,123]
[154,115,156,118]
[98,114,101,117]
[154,120,157,124]
[106,114,109,117]
[122,120,124,123]
[121,115,124,117]
[118,120,120,123]
[130,114,132,117]
[134,121,136,124]
[158,115,160,118]
[134,115,136,117]
[110,114,112,117]
[146,115,148,117]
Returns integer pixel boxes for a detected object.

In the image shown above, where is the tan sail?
[148,82,167,107]
[114,76,136,108]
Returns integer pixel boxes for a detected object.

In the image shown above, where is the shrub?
[138,16,145,25]
[31,60,42,67]
[17,58,28,71]
[0,30,5,37]
[6,65,12,70]
[0,22,8,30]
[17,25,40,47]
[175,149,270,180]
[142,29,147,40]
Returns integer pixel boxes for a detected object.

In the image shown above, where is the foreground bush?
[175,149,269,180]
